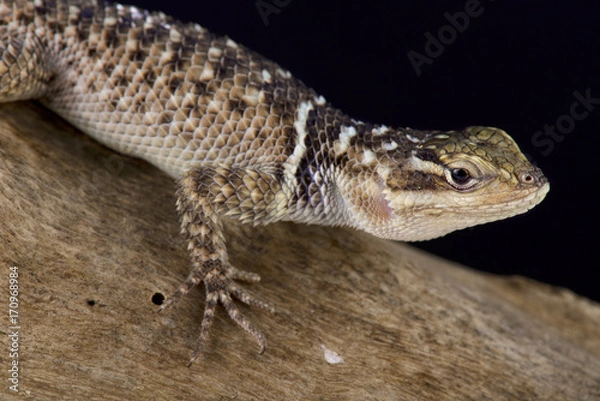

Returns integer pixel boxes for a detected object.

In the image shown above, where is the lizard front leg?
[160,166,287,363]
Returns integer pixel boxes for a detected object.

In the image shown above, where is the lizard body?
[0,0,549,362]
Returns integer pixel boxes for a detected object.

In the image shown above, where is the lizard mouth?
[436,180,550,222]
[376,180,550,242]
[496,181,550,215]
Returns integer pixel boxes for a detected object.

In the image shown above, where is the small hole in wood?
[152,293,165,305]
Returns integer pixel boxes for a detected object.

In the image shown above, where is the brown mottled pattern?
[0,0,316,178]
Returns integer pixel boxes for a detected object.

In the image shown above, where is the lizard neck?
[281,101,414,228]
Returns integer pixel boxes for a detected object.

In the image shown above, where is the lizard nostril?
[519,172,538,185]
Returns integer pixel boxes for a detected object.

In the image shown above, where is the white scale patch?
[169,27,182,42]
[382,141,398,151]
[200,64,215,82]
[207,47,223,59]
[287,100,313,169]
[293,101,313,152]
[406,133,421,144]
[128,6,145,20]
[372,125,390,136]
[408,154,444,176]
[314,95,326,105]
[125,38,138,52]
[282,101,314,201]
[334,125,356,155]
[276,68,292,79]
[104,16,117,26]
[262,69,272,83]
[362,149,376,165]
[69,5,81,16]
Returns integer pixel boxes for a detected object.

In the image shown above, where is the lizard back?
[0,0,323,178]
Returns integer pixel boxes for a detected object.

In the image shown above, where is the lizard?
[0,0,550,363]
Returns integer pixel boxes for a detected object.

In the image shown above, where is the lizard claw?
[188,285,269,364]
[160,262,274,363]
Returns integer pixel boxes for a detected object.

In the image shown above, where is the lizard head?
[344,126,550,241]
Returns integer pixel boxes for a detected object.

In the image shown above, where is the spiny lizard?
[0,0,549,363]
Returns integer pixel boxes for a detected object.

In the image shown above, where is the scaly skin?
[0,0,549,362]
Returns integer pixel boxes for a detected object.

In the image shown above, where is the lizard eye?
[450,168,470,183]
[444,165,479,191]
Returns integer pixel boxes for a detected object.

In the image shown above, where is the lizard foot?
[159,261,274,364]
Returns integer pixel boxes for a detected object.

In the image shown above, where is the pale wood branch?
[1,102,598,400]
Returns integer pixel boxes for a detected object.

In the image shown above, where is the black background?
[130,0,599,302]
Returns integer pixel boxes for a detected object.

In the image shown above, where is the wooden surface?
[0,101,599,400]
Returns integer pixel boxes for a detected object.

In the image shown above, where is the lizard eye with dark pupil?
[450,168,470,183]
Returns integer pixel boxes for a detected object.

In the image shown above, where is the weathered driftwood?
[0,101,599,400]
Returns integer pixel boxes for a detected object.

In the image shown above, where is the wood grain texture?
[0,102,598,400]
